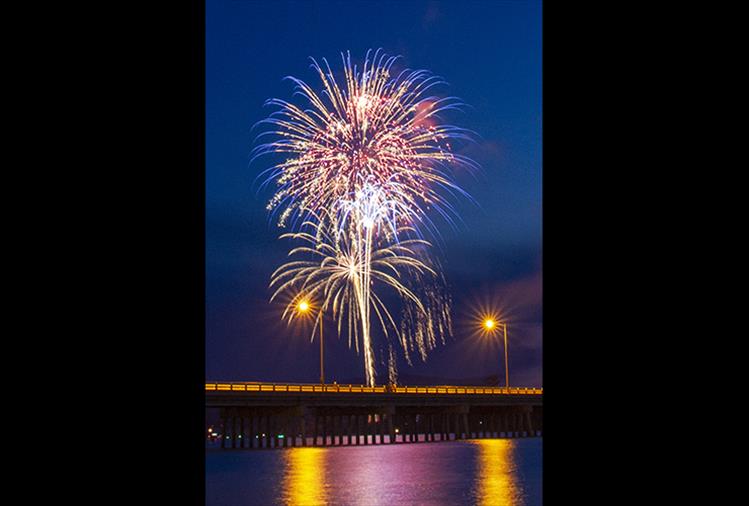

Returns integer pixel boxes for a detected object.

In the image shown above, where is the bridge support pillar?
[231,414,237,449]
[300,416,307,446]
[220,415,227,449]
[388,413,395,444]
[240,415,246,448]
[246,415,253,449]
[267,415,275,448]
[522,407,533,437]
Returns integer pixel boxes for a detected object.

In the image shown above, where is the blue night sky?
[206,0,542,387]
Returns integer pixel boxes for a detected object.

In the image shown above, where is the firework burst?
[269,214,451,383]
[255,50,475,385]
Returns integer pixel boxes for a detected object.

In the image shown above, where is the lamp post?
[483,318,509,388]
[297,299,324,384]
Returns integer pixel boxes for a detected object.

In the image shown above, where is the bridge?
[206,381,543,449]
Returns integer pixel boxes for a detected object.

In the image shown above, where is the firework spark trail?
[269,214,436,363]
[256,50,475,386]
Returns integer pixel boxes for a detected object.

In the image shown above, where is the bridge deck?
[206,381,542,395]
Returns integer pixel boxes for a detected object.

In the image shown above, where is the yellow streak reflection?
[474,439,523,506]
[284,448,328,506]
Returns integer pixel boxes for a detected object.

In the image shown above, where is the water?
[206,438,542,505]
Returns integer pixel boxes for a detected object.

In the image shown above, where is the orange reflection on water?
[474,439,523,506]
[283,447,328,506]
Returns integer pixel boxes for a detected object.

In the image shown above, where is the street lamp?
[297,298,324,384]
[483,318,509,388]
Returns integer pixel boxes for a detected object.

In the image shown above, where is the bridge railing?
[205,381,542,395]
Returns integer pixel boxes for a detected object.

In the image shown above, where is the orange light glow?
[474,439,521,505]
[297,300,310,312]
[283,448,327,505]
[484,319,495,330]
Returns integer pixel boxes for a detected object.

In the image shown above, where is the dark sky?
[206,0,542,387]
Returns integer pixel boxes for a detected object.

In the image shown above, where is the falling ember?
[255,49,476,386]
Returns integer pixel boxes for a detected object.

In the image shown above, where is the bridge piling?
[231,414,237,448]
[248,413,253,447]
[266,415,273,448]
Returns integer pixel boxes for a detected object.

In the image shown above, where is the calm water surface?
[206,438,542,505]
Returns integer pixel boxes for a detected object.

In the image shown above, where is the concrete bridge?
[206,381,543,449]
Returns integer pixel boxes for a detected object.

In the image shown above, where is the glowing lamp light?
[298,300,310,312]
[484,319,496,330]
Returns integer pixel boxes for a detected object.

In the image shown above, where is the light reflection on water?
[475,440,523,506]
[207,438,541,506]
[284,448,327,506]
